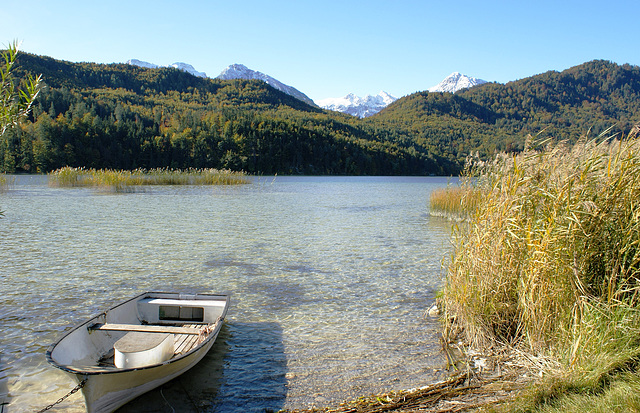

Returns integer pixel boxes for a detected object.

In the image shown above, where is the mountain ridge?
[126,59,207,78]
[7,53,640,177]
[428,72,488,93]
[126,58,488,115]
[316,91,397,118]
[216,64,316,107]
[127,59,315,107]
[318,73,487,117]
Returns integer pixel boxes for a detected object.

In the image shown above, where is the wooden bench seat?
[173,323,208,355]
[89,323,203,335]
[91,322,212,367]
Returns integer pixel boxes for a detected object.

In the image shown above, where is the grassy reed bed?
[0,173,16,190]
[429,181,484,218]
[438,131,640,412]
[48,167,249,189]
[0,172,15,196]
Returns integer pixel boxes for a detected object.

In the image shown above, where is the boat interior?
[53,295,228,371]
[95,323,213,368]
[88,297,225,368]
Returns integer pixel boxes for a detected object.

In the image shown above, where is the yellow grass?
[442,130,640,411]
[48,167,249,190]
[429,184,484,218]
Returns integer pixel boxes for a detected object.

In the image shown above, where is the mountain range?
[126,59,487,117]
[316,73,488,117]
[9,52,639,177]
[315,92,398,118]
[216,63,316,107]
[127,60,315,107]
[126,59,207,78]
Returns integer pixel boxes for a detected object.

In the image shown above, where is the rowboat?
[46,292,229,413]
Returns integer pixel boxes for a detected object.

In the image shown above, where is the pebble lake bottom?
[0,175,454,412]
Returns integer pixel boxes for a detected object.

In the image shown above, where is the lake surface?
[0,175,454,412]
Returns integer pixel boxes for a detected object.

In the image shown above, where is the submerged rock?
[428,303,440,317]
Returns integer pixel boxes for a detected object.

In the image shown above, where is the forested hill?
[371,60,640,166]
[2,53,639,175]
[3,52,452,175]
[12,53,321,113]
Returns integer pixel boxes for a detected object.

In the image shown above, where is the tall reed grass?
[439,131,640,410]
[48,167,249,190]
[0,173,15,191]
[429,182,484,218]
[0,173,14,218]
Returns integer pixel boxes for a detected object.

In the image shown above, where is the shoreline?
[288,341,538,412]
[289,372,526,412]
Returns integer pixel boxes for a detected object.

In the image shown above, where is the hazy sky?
[1,0,638,102]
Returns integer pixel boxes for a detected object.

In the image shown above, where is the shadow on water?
[119,322,287,413]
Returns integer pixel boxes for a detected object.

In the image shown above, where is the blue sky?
[1,0,638,102]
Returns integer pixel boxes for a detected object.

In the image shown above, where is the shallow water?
[0,175,454,412]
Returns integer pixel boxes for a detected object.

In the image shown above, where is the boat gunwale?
[45,291,229,376]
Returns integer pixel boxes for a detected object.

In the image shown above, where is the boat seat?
[89,323,202,335]
[114,331,174,368]
[173,323,208,355]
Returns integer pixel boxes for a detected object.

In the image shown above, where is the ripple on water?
[0,176,453,412]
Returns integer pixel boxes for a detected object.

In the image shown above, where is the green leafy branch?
[1,40,41,219]
[1,40,41,136]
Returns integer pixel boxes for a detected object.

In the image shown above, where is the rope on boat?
[35,378,87,412]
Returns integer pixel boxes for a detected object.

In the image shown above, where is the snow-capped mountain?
[316,91,397,118]
[126,59,158,69]
[169,62,207,78]
[127,59,487,109]
[126,59,207,78]
[127,60,314,106]
[428,72,487,93]
[216,64,316,107]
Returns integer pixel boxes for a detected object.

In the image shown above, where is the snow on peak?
[127,59,206,78]
[428,72,487,93]
[216,64,316,107]
[170,62,207,78]
[127,60,315,106]
[217,63,265,80]
[126,59,158,69]
[316,91,398,118]
[376,91,398,106]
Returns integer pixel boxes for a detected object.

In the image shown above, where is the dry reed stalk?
[0,173,9,189]
[429,183,485,219]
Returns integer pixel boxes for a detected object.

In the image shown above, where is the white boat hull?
[77,338,216,413]
[47,292,229,413]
